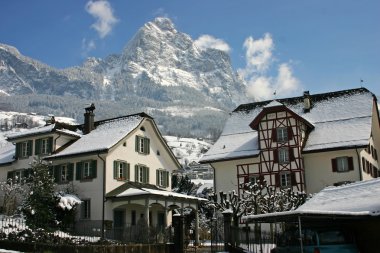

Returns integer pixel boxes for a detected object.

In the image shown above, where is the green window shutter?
[68,163,74,181]
[48,137,53,153]
[135,165,139,181]
[113,161,118,179]
[53,166,60,183]
[156,170,160,186]
[145,166,149,183]
[27,140,33,156]
[122,163,127,180]
[91,160,97,178]
[35,139,41,155]
[165,171,169,188]
[145,138,150,154]
[126,163,130,180]
[15,143,20,159]
[135,136,140,152]
[76,162,83,180]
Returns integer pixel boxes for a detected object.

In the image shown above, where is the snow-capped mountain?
[0,17,247,109]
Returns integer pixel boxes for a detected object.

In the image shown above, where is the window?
[7,169,28,184]
[278,148,290,164]
[280,172,291,187]
[35,137,53,155]
[51,163,74,183]
[114,161,130,181]
[273,127,293,142]
[76,160,97,180]
[135,136,150,155]
[61,164,68,182]
[331,157,354,173]
[277,127,288,142]
[135,164,149,183]
[16,141,32,158]
[156,169,169,187]
[81,199,91,219]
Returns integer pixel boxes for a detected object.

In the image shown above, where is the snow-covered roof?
[0,143,15,165]
[107,181,207,202]
[5,123,81,140]
[243,178,380,222]
[47,115,144,159]
[201,88,374,163]
[6,124,55,140]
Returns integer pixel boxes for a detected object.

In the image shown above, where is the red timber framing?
[237,109,309,197]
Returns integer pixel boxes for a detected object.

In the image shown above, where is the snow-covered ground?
[164,136,211,166]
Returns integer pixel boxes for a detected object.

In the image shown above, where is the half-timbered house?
[200,88,380,195]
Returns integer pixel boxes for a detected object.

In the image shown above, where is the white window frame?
[139,138,145,153]
[41,138,49,155]
[60,164,68,182]
[157,169,168,187]
[21,142,29,158]
[280,172,291,188]
[277,127,288,142]
[83,161,91,178]
[278,148,290,164]
[136,165,149,183]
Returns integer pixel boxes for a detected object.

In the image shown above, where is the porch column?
[165,199,168,226]
[194,204,199,246]
[145,198,150,227]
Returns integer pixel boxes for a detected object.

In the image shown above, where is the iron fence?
[0,216,173,244]
[230,225,277,253]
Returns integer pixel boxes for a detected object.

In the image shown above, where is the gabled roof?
[249,102,314,131]
[6,122,81,141]
[106,181,206,201]
[200,88,374,163]
[46,113,145,159]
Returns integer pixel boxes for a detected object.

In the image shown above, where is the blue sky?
[1,0,379,99]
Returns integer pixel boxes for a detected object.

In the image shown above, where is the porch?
[104,181,206,244]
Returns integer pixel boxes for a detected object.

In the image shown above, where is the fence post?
[222,210,232,252]
[173,214,184,253]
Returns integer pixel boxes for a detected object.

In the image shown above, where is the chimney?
[303,91,311,112]
[84,103,95,134]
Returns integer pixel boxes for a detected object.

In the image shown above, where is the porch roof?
[243,178,380,223]
[106,181,207,202]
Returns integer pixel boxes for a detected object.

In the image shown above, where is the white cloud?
[81,38,96,57]
[246,63,300,101]
[239,33,301,101]
[85,0,118,38]
[194,35,231,53]
[240,33,274,78]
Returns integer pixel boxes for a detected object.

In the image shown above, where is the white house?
[0,105,203,238]
[200,88,380,195]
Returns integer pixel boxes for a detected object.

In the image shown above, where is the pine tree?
[21,159,58,230]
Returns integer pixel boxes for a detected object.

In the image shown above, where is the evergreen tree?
[21,160,58,230]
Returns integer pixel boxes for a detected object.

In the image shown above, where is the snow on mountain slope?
[0,17,247,109]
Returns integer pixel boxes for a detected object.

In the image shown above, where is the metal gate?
[210,214,224,253]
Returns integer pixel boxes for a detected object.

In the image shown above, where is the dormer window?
[16,140,32,159]
[35,137,53,155]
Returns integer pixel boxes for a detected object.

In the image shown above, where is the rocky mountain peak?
[151,17,176,32]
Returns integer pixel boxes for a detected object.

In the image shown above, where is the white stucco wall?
[303,149,363,193]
